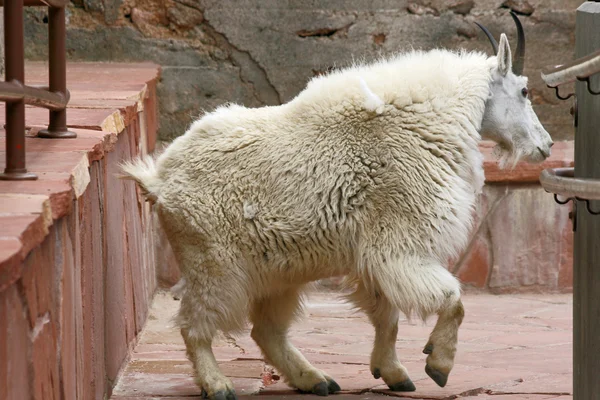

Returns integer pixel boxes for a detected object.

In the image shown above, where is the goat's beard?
[493,143,526,170]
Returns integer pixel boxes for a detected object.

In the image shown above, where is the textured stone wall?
[23,0,581,142]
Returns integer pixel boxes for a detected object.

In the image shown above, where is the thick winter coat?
[121,33,552,398]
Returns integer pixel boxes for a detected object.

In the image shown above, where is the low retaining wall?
[0,63,160,400]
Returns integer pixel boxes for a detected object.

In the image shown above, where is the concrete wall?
[23,0,581,142]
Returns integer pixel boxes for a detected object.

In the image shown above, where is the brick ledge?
[0,62,160,292]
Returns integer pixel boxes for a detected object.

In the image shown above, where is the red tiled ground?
[111,291,573,400]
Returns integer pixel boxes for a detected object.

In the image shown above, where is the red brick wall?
[0,120,157,400]
[451,183,573,293]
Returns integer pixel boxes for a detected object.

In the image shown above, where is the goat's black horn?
[474,21,499,55]
[510,11,525,75]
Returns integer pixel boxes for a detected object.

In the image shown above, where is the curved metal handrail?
[540,167,600,201]
[541,49,600,99]
[541,49,600,88]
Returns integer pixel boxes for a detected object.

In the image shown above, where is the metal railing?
[0,0,75,181]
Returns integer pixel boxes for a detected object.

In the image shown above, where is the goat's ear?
[497,33,512,76]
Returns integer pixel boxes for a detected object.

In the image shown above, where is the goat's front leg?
[371,306,417,391]
[422,298,464,387]
[349,284,415,392]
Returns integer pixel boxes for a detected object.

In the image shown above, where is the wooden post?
[574,2,600,399]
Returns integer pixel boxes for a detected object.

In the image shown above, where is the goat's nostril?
[549,142,555,148]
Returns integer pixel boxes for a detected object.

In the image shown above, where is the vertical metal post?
[573,2,600,398]
[0,8,5,79]
[37,5,75,138]
[0,0,36,180]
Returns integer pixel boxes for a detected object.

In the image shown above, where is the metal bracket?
[552,194,600,232]
[553,194,578,231]
[581,197,600,215]
[577,76,600,95]
[549,85,575,101]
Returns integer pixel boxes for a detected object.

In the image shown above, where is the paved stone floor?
[111,290,573,400]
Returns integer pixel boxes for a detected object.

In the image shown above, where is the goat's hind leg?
[175,257,244,400]
[181,327,237,400]
[250,287,340,396]
[348,283,416,392]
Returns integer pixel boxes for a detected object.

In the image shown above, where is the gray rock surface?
[23,0,580,141]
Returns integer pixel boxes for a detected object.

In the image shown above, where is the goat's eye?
[521,88,528,97]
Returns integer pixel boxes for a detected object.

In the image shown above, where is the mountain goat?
[121,12,553,400]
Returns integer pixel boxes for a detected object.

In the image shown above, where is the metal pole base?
[0,170,37,180]
[37,128,76,138]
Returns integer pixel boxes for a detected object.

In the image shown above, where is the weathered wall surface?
[24,0,581,142]
[0,132,158,400]
[0,63,159,400]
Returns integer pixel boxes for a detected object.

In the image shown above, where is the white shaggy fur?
[121,44,551,397]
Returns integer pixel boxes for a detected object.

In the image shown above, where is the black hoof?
[388,378,416,392]
[313,381,329,396]
[213,391,227,400]
[226,389,238,400]
[425,364,448,388]
[372,368,381,379]
[205,389,237,400]
[423,343,433,354]
[327,378,341,393]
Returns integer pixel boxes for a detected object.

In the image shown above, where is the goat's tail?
[118,155,162,203]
